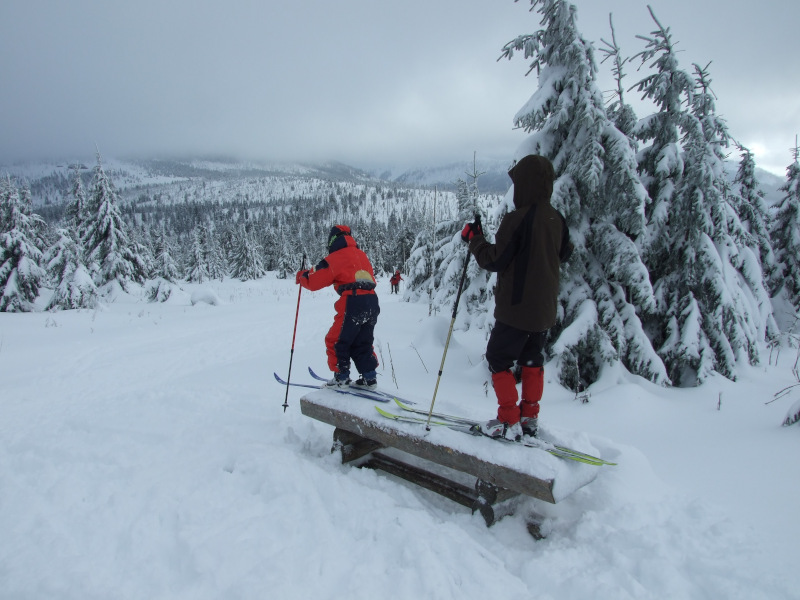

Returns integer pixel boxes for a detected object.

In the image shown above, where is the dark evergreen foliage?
[772,140,800,313]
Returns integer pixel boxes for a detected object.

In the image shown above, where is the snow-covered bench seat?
[300,391,598,528]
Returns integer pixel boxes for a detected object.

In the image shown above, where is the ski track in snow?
[1,276,797,599]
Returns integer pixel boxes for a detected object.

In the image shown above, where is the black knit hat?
[327,224,351,249]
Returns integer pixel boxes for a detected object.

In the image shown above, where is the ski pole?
[282,253,306,413]
[425,214,480,430]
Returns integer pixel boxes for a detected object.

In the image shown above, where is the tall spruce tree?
[203,225,227,281]
[631,10,695,261]
[185,226,210,283]
[151,224,180,282]
[392,224,416,273]
[130,225,155,281]
[229,225,266,281]
[66,165,87,236]
[81,153,147,289]
[733,143,778,295]
[772,138,800,314]
[0,177,47,312]
[599,15,638,138]
[427,164,492,331]
[269,215,296,278]
[633,16,772,384]
[404,191,442,315]
[500,0,666,389]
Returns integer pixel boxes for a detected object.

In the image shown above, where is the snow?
[190,287,222,307]
[1,275,798,599]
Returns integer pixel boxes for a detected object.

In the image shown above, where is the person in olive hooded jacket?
[461,154,572,440]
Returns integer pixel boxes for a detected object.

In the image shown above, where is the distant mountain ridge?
[374,157,513,194]
[1,154,785,208]
[385,158,786,205]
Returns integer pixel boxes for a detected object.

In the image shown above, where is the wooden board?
[300,394,557,503]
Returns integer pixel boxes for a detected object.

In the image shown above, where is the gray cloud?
[1,0,797,175]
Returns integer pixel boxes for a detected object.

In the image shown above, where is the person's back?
[301,229,377,295]
[470,154,570,332]
[296,225,380,389]
[463,154,572,441]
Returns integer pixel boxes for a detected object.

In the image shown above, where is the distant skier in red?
[296,225,380,390]
[389,270,403,294]
[461,155,573,440]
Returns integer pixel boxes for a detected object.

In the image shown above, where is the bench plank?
[301,395,556,503]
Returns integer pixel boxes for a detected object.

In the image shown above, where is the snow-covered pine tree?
[229,225,266,281]
[457,166,494,331]
[269,215,296,278]
[45,227,98,310]
[204,225,227,281]
[354,217,385,276]
[130,225,155,281]
[0,176,47,312]
[633,16,773,384]
[499,0,666,389]
[692,65,772,379]
[733,143,778,296]
[391,221,416,273]
[65,165,87,236]
[185,226,210,283]
[772,137,800,314]
[630,8,694,264]
[404,191,441,314]
[427,161,493,330]
[152,224,180,282]
[81,153,147,289]
[599,15,638,141]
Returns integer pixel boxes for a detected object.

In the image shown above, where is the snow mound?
[190,288,222,306]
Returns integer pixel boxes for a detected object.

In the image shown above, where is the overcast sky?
[1,0,797,175]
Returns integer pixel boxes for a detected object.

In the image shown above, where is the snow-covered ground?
[1,275,798,599]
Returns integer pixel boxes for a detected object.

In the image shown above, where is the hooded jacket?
[468,155,571,332]
[298,225,377,295]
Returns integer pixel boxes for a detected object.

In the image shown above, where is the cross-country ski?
[273,372,391,403]
[388,398,616,465]
[374,405,612,466]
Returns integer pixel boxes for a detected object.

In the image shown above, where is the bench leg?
[331,429,528,530]
[473,479,521,527]
[332,427,385,463]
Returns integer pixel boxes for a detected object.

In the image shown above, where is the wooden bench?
[300,393,568,531]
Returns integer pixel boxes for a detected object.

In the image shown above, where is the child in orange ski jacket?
[296,225,380,389]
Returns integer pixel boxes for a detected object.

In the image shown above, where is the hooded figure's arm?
[468,209,525,273]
